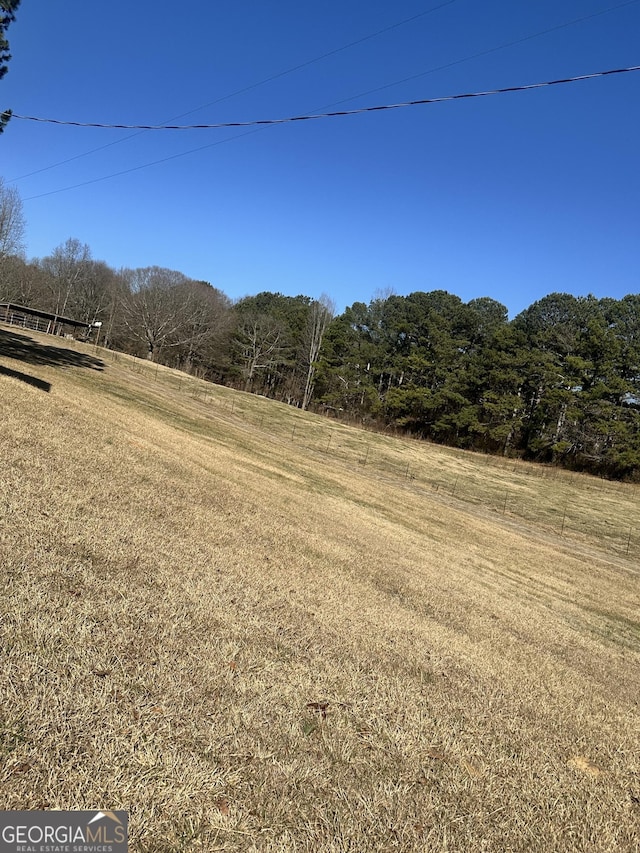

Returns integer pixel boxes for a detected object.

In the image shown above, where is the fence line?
[108,347,638,560]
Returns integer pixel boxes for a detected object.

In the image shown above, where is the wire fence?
[109,347,640,561]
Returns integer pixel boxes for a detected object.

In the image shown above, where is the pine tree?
[1,0,21,133]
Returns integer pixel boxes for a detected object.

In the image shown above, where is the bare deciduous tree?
[173,280,232,376]
[40,238,92,317]
[301,293,335,410]
[234,314,284,392]
[0,177,25,261]
[66,259,120,327]
[0,256,46,305]
[121,266,221,361]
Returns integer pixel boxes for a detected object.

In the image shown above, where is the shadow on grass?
[0,364,52,392]
[0,327,105,372]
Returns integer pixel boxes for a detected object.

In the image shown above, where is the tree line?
[1,197,639,480]
[315,291,640,480]
[0,233,336,409]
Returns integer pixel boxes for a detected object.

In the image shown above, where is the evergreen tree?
[0,1,21,133]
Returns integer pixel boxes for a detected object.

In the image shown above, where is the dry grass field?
[1,325,639,852]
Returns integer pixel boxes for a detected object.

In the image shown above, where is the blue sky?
[1,0,639,317]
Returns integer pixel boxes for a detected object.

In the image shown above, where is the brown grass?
[1,327,639,852]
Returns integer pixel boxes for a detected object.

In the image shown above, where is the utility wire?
[23,127,266,200]
[12,0,638,191]
[318,0,640,109]
[12,66,640,131]
[12,0,637,182]
[168,0,458,115]
[9,0,458,182]
[21,64,640,202]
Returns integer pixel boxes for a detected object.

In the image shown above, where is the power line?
[9,0,459,182]
[12,0,636,182]
[12,0,638,194]
[21,64,640,202]
[24,127,265,201]
[319,0,640,109]
[171,0,459,117]
[13,66,640,132]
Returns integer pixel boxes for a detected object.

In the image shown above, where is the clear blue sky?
[1,0,639,316]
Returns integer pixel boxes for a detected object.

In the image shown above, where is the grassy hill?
[1,325,639,852]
